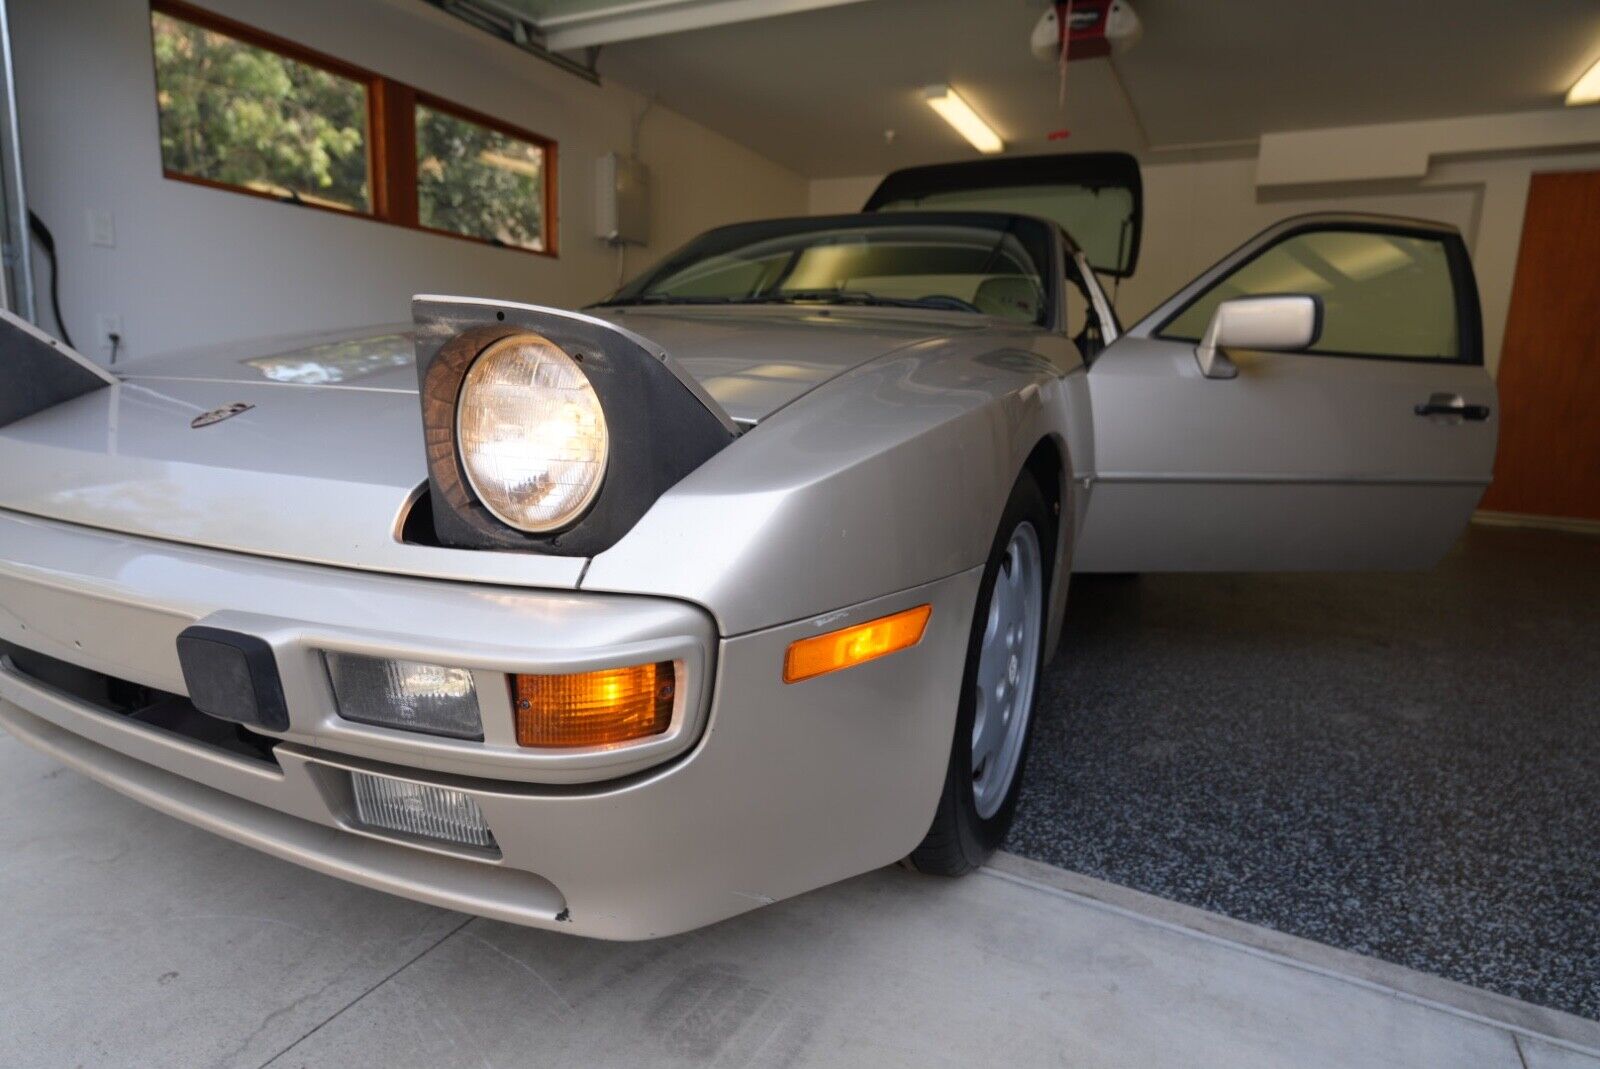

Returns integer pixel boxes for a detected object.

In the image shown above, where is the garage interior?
[1,0,1598,1066]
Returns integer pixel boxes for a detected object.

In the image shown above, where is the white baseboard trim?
[1473,510,1600,536]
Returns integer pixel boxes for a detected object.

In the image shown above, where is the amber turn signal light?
[512,662,675,748]
[783,605,932,684]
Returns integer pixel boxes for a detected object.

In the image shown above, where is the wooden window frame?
[148,0,558,258]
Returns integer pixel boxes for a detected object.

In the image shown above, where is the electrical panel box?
[595,153,649,246]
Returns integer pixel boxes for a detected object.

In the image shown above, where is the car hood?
[113,305,988,424]
[587,305,986,422]
[0,307,980,582]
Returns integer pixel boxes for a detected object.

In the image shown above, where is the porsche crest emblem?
[190,402,254,429]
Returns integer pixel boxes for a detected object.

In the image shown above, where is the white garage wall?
[10,0,807,362]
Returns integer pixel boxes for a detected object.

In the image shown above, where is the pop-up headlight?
[457,333,608,533]
[413,297,737,555]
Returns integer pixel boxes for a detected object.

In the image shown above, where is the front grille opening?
[1,639,280,767]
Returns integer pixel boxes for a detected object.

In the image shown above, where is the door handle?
[1414,400,1490,420]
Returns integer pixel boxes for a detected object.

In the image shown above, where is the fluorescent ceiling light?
[1569,54,1600,106]
[924,84,1004,155]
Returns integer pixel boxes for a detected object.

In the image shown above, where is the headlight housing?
[413,297,737,555]
[456,333,608,533]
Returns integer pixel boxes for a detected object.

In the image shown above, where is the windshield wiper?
[602,291,980,313]
[598,294,735,306]
[740,289,879,306]
[739,290,977,313]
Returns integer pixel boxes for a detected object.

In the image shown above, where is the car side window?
[1159,229,1464,362]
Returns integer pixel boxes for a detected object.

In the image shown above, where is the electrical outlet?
[85,209,115,248]
[97,315,124,361]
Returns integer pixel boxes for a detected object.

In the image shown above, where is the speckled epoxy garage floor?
[1007,523,1600,1021]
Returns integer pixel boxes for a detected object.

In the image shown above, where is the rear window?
[864,154,1141,276]
[875,184,1135,282]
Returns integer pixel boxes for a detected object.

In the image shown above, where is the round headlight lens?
[456,333,608,533]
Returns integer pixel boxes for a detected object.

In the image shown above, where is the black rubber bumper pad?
[175,626,290,731]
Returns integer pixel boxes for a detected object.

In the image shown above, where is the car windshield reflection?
[604,220,1051,325]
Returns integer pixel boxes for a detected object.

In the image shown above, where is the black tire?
[909,471,1054,875]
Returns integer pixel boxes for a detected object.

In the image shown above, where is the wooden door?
[1480,171,1600,520]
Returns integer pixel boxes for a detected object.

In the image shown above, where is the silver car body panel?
[1073,213,1497,571]
[0,306,1048,604]
[584,324,1083,637]
[0,510,714,784]
[415,294,743,437]
[0,209,1495,935]
[107,304,1007,426]
[1074,338,1496,571]
[0,507,982,937]
[589,303,1000,426]
[0,368,588,588]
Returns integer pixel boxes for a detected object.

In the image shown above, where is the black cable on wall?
[27,210,73,350]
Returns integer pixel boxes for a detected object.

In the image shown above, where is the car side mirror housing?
[1194,295,1322,379]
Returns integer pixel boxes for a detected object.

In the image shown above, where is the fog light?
[325,652,482,739]
[512,662,675,748]
[350,771,495,849]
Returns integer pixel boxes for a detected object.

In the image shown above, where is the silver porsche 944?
[0,154,1496,937]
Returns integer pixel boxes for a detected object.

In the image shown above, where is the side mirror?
[1194,295,1321,379]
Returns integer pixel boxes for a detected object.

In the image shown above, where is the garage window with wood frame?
[148,0,557,255]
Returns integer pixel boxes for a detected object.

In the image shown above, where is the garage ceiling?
[582,0,1600,177]
[490,0,875,49]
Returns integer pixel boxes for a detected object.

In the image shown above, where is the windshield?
[603,216,1053,325]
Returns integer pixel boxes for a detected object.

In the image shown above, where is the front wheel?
[909,472,1052,875]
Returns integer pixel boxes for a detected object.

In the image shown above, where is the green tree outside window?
[416,105,546,251]
[151,12,370,212]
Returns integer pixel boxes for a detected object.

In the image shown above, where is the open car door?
[1074,213,1498,572]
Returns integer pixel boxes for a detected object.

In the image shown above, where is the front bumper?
[0,509,981,938]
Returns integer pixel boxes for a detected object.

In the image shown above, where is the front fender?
[582,333,1076,637]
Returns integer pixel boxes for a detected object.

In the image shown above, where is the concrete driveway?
[3,730,1597,1068]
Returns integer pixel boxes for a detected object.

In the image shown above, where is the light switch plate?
[86,209,115,248]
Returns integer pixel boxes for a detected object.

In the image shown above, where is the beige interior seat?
[973,276,1043,322]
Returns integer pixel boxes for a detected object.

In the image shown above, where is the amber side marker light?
[513,662,675,748]
[784,605,933,684]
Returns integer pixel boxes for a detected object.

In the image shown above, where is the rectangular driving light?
[784,605,932,684]
[324,652,482,740]
[350,771,495,850]
[512,662,675,748]
[924,84,1004,155]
